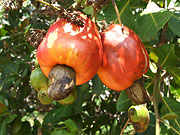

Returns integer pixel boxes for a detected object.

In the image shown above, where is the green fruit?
[34,57,40,67]
[58,89,77,105]
[0,101,7,114]
[30,67,49,91]
[128,105,149,133]
[38,89,53,104]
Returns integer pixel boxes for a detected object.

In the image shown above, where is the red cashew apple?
[98,24,149,91]
[37,13,102,100]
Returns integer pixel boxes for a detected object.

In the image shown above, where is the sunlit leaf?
[154,44,178,69]
[137,2,173,42]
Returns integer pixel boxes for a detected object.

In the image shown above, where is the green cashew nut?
[30,67,49,91]
[128,105,150,133]
[58,89,77,105]
[38,89,53,105]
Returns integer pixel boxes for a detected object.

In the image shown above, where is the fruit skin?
[98,24,149,91]
[38,89,53,104]
[128,105,150,133]
[58,88,77,105]
[37,13,103,85]
[30,67,49,91]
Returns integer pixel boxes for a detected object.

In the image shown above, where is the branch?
[152,60,161,135]
[35,0,60,10]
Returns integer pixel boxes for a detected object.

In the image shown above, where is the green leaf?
[161,97,180,116]
[64,119,78,133]
[100,0,136,30]
[149,51,158,63]
[73,82,91,114]
[0,27,8,37]
[82,6,93,15]
[116,90,132,111]
[110,119,120,135]
[51,130,74,135]
[161,112,179,120]
[12,117,22,134]
[17,121,31,135]
[137,2,173,42]
[0,113,17,135]
[154,44,178,69]
[43,105,73,125]
[168,13,180,37]
[129,0,146,9]
[0,57,19,76]
[170,84,180,98]
[160,97,180,134]
[169,67,180,86]
[92,75,106,96]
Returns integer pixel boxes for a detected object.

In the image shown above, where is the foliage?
[0,0,180,135]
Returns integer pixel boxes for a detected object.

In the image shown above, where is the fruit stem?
[35,0,60,10]
[120,119,129,135]
[111,0,122,25]
[48,65,76,100]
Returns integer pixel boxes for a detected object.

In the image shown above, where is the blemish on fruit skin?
[88,33,92,38]
[81,35,87,39]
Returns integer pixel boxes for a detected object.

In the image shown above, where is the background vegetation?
[0,0,180,134]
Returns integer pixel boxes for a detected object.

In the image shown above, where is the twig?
[120,119,129,135]
[92,7,97,23]
[35,0,60,10]
[152,60,161,135]
[160,119,180,135]
[111,0,121,25]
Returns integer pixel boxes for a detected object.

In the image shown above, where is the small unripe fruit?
[30,67,49,91]
[128,105,149,133]
[58,89,77,105]
[38,89,53,104]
